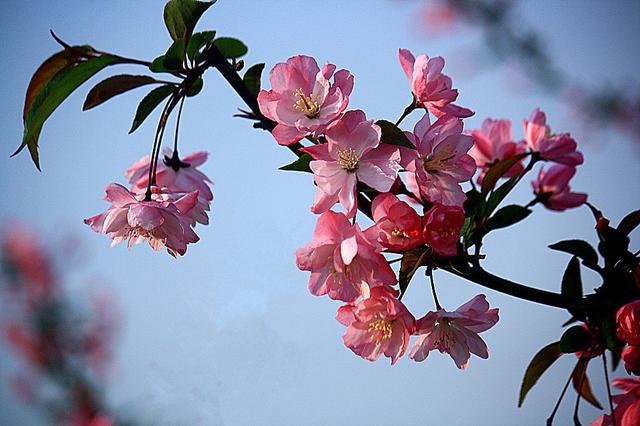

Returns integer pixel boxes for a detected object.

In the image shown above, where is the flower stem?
[602,353,617,426]
[427,268,442,310]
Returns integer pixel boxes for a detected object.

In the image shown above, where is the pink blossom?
[622,345,640,376]
[423,204,465,257]
[302,110,401,217]
[410,294,499,369]
[296,211,397,303]
[340,287,415,364]
[469,118,526,183]
[84,183,199,257]
[618,301,640,345]
[398,48,473,118]
[368,193,423,251]
[590,377,640,426]
[125,148,213,201]
[532,164,587,211]
[402,114,476,207]
[523,108,584,165]
[150,186,210,227]
[257,55,354,146]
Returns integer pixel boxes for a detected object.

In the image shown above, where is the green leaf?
[149,56,172,74]
[485,204,532,231]
[481,153,528,195]
[485,174,518,216]
[14,54,125,170]
[572,357,603,409]
[375,120,415,149]
[163,39,186,71]
[279,154,313,173]
[243,63,265,98]
[129,85,177,134]
[463,187,485,217]
[83,75,159,110]
[559,325,590,353]
[187,30,216,61]
[213,37,248,59]
[617,209,640,236]
[518,341,563,407]
[163,0,216,41]
[186,77,203,97]
[548,239,599,267]
[561,257,583,302]
[399,247,429,297]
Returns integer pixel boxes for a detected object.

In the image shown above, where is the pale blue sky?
[1,1,639,425]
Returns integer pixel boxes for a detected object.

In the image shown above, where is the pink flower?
[125,148,213,202]
[402,114,476,207]
[618,301,640,345]
[590,377,640,426]
[532,164,587,211]
[368,193,423,251]
[622,345,640,376]
[398,48,473,118]
[296,211,397,303]
[469,118,526,183]
[423,204,465,257]
[302,110,401,217]
[257,55,354,146]
[523,108,583,165]
[410,294,499,369]
[84,183,199,257]
[150,186,210,227]
[340,286,415,364]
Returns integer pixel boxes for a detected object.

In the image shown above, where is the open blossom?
[423,204,465,257]
[618,301,640,375]
[398,48,473,118]
[368,193,423,251]
[524,108,583,165]
[402,114,475,207]
[296,211,396,303]
[469,118,526,183]
[590,377,640,426]
[84,183,199,257]
[532,164,587,211]
[257,55,354,146]
[410,294,499,369]
[125,148,213,202]
[302,110,401,217]
[339,287,415,364]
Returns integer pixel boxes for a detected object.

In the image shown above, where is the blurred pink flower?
[84,183,199,257]
[368,193,424,251]
[410,294,499,369]
[125,148,213,201]
[340,286,415,364]
[622,345,640,376]
[296,211,396,303]
[302,110,400,217]
[423,203,465,257]
[398,48,473,118]
[469,118,526,183]
[402,114,475,207]
[590,377,640,426]
[523,108,583,165]
[532,164,587,211]
[258,55,354,146]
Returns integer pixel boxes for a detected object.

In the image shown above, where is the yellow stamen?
[368,319,393,344]
[337,148,360,172]
[293,88,320,118]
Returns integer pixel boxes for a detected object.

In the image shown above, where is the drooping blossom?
[368,193,424,251]
[410,294,499,369]
[296,211,397,303]
[150,186,210,227]
[590,377,640,426]
[469,118,526,183]
[302,110,401,217]
[84,183,199,257]
[618,301,640,375]
[423,203,465,257]
[398,48,473,118]
[339,287,415,364]
[257,55,354,146]
[402,114,476,207]
[523,108,583,165]
[532,164,587,211]
[125,148,213,202]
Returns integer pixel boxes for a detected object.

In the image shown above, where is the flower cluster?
[0,227,119,425]
[261,51,498,367]
[85,148,213,256]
